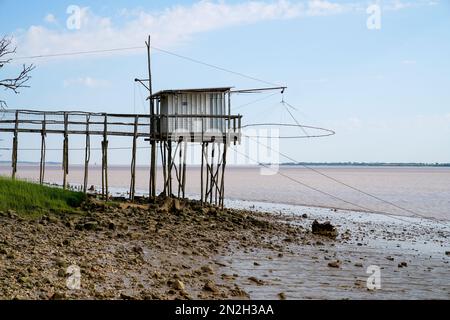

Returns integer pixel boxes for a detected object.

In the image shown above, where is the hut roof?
[151,87,232,98]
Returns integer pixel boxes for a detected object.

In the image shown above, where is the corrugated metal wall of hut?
[160,92,226,140]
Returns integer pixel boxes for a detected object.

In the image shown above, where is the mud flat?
[0,196,302,300]
[222,200,450,299]
[0,196,449,300]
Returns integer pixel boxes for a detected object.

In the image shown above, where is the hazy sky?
[0,0,449,164]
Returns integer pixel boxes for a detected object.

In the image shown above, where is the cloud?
[44,13,57,24]
[12,0,438,61]
[384,0,439,11]
[12,1,351,59]
[63,77,109,88]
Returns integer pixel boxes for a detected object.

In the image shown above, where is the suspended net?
[235,92,336,139]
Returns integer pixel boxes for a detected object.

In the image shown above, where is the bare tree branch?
[0,36,35,107]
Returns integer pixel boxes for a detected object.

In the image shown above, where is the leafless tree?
[0,36,35,110]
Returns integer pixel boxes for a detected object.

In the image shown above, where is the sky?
[0,0,449,165]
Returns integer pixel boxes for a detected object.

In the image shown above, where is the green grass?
[0,176,86,218]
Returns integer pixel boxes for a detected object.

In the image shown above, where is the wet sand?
[1,196,449,300]
[221,200,450,299]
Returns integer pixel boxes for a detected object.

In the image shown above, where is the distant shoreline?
[272,162,450,168]
[1,161,449,168]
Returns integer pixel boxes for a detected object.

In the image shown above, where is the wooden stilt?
[178,140,183,198]
[209,142,215,204]
[11,110,18,180]
[102,114,109,201]
[39,115,46,185]
[83,115,90,193]
[62,112,69,190]
[200,142,204,204]
[130,115,138,200]
[182,141,187,198]
[146,35,156,200]
[220,142,227,208]
[167,141,172,196]
[204,143,209,203]
[161,141,167,196]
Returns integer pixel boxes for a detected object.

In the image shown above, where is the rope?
[14,44,280,87]
[229,145,426,225]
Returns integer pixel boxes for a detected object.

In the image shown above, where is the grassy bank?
[0,177,85,217]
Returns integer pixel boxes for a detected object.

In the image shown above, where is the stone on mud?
[311,220,338,238]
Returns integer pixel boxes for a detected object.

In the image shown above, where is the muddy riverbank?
[0,196,303,299]
[1,196,449,300]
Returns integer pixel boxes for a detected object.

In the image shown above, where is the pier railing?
[0,109,242,205]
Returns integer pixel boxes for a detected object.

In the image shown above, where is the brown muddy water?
[2,165,449,220]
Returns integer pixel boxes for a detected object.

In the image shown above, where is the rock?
[120,293,135,300]
[201,265,214,274]
[55,258,67,268]
[132,246,144,255]
[354,263,363,268]
[7,209,18,218]
[302,213,308,219]
[83,221,98,231]
[50,292,66,300]
[327,260,341,268]
[160,197,173,212]
[173,199,183,212]
[311,220,338,238]
[278,292,286,300]
[386,256,395,261]
[253,262,260,266]
[203,281,219,293]
[398,262,408,268]
[172,279,185,291]
[18,276,29,284]
[108,221,116,230]
[445,251,450,256]
[229,286,249,298]
[248,276,264,285]
[57,268,66,277]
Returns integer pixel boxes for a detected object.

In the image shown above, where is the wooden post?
[11,110,18,180]
[182,141,187,198]
[200,142,204,204]
[130,115,138,200]
[62,112,69,190]
[39,115,46,185]
[220,142,227,208]
[209,142,215,203]
[146,35,156,200]
[204,143,209,203]
[83,115,90,193]
[102,114,109,201]
[214,144,221,205]
[161,141,167,196]
[178,140,183,198]
[167,141,172,196]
